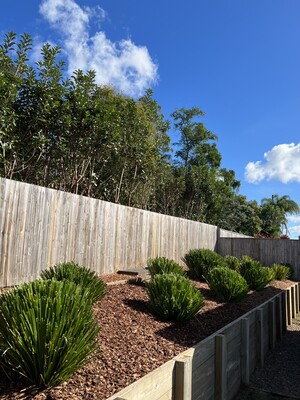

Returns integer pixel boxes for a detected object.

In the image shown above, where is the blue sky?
[1,0,300,236]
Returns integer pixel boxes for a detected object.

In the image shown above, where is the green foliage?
[1,32,297,236]
[182,248,226,280]
[147,257,186,277]
[223,255,241,273]
[265,267,276,283]
[260,194,300,237]
[271,264,291,280]
[40,262,106,303]
[146,274,204,323]
[239,256,270,291]
[206,267,249,302]
[0,279,100,387]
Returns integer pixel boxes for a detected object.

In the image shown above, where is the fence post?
[175,356,192,400]
[286,288,292,325]
[281,291,287,331]
[256,308,264,367]
[275,294,283,339]
[295,282,299,314]
[241,318,250,385]
[291,285,296,318]
[268,300,276,350]
[215,334,227,400]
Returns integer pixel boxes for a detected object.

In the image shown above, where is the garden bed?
[0,278,294,400]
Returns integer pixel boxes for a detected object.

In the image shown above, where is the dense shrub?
[223,255,240,273]
[240,256,270,291]
[265,267,276,283]
[206,267,249,302]
[271,264,291,280]
[0,279,100,387]
[147,257,186,277]
[282,263,294,279]
[146,274,204,323]
[41,262,106,303]
[182,249,226,280]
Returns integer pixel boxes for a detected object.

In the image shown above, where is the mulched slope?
[0,279,293,400]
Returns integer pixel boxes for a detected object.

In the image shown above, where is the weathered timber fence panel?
[217,238,300,281]
[2,177,299,287]
[107,284,299,400]
[0,178,223,287]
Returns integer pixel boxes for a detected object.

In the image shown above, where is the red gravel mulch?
[0,279,293,400]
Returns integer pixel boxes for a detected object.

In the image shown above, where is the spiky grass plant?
[206,267,249,302]
[240,256,271,291]
[41,262,106,303]
[0,279,100,387]
[146,273,204,323]
[182,248,226,280]
[223,255,241,273]
[271,264,291,280]
[147,257,186,278]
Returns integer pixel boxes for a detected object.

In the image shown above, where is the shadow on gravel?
[234,387,298,400]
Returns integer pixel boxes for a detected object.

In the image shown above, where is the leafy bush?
[182,249,226,280]
[282,263,294,279]
[206,267,249,302]
[146,274,204,323]
[147,257,186,278]
[240,256,270,291]
[223,255,240,273]
[41,262,106,303]
[271,264,291,280]
[265,267,276,283]
[0,279,100,387]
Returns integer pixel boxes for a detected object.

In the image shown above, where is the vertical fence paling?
[108,286,299,400]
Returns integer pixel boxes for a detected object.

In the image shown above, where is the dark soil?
[0,279,293,400]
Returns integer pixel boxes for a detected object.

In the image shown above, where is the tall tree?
[260,194,300,236]
[170,107,240,223]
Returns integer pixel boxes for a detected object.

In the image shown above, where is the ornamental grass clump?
[223,255,241,273]
[41,261,106,303]
[0,279,100,387]
[271,264,291,280]
[206,267,249,302]
[239,256,271,291]
[146,274,204,323]
[182,248,226,281]
[147,257,186,278]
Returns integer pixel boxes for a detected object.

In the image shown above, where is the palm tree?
[260,194,300,236]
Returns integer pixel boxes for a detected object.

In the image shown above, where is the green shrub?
[223,255,241,273]
[206,267,249,302]
[41,262,106,303]
[147,257,186,278]
[271,264,291,280]
[240,256,270,291]
[0,279,100,387]
[182,249,226,280]
[146,274,204,323]
[281,263,294,279]
[265,266,276,283]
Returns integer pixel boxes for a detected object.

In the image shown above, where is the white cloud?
[39,0,158,97]
[287,225,300,239]
[245,143,300,184]
[287,215,300,224]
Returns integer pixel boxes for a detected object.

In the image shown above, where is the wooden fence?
[218,238,300,281]
[107,283,299,400]
[0,178,223,287]
[1,177,299,287]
